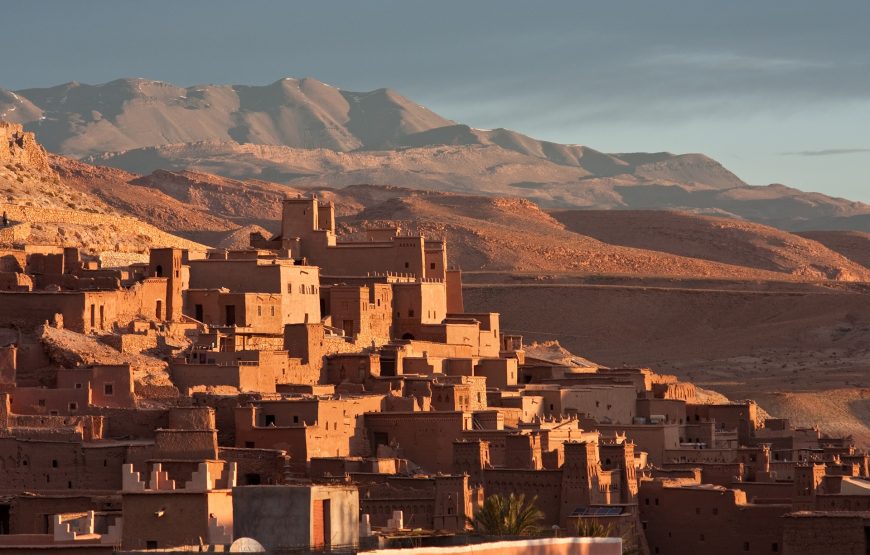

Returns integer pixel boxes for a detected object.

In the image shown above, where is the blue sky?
[2,1,869,200]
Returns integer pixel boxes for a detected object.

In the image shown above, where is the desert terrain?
[4,78,870,447]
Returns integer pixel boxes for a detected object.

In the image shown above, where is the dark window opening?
[264,414,276,426]
[194,304,203,322]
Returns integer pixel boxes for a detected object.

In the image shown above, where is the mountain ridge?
[3,76,870,231]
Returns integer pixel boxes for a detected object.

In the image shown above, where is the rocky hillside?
[43,155,870,281]
[0,121,207,255]
[553,210,870,281]
[6,77,869,230]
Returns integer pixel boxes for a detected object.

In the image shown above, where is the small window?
[38,399,46,407]
[75,383,82,389]
[146,541,158,550]
[69,402,77,411]
[293,415,299,423]
[288,283,293,294]
[271,306,275,317]
[430,263,436,269]
[258,305,262,317]
[772,543,779,552]
[404,262,410,268]
[245,441,255,448]
[104,383,114,396]
[52,459,58,468]
[264,414,276,426]
[408,309,415,317]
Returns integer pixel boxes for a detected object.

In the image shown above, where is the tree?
[467,493,543,536]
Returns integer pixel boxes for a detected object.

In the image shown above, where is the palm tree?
[576,519,613,538]
[467,493,544,536]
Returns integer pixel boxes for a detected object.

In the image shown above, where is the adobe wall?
[365,411,471,473]
[120,490,231,550]
[595,424,680,465]
[8,495,118,535]
[782,512,869,555]
[639,481,790,555]
[219,447,289,486]
[482,468,563,525]
[0,437,126,492]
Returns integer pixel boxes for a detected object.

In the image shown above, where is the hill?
[0,121,207,255]
[6,77,870,230]
[553,210,870,281]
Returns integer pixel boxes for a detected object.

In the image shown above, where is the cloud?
[782,148,870,157]
[643,51,826,73]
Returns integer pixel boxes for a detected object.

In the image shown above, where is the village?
[0,194,868,555]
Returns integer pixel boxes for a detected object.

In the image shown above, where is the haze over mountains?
[3,77,870,231]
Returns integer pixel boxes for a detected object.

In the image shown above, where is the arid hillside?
[0,121,207,256]
[6,77,870,230]
[553,210,870,280]
[81,141,870,231]
[463,277,870,445]
[42,156,870,281]
[796,230,870,270]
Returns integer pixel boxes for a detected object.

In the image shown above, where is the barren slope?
[796,230,870,270]
[0,122,207,254]
[553,210,870,281]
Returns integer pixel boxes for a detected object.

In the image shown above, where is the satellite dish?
[229,537,266,552]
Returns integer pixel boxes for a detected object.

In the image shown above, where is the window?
[75,383,82,389]
[104,383,114,396]
[271,306,275,317]
[299,285,305,294]
[264,414,276,426]
[430,263,436,269]
[69,402,77,411]
[52,459,58,468]
[257,305,262,317]
[408,309,415,317]
[404,262,410,268]
[293,415,299,424]
[288,283,293,294]
[146,541,158,550]
[772,543,779,552]
[38,399,46,407]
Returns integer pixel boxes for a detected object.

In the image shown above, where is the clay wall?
[782,512,869,555]
[365,411,472,473]
[483,469,563,525]
[475,358,518,389]
[55,365,135,408]
[120,490,231,549]
[0,437,126,492]
[594,424,680,465]
[393,281,447,338]
[639,481,790,555]
[220,447,289,485]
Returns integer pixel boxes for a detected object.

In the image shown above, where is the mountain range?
[3,77,869,231]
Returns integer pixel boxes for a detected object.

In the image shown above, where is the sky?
[2,0,869,200]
